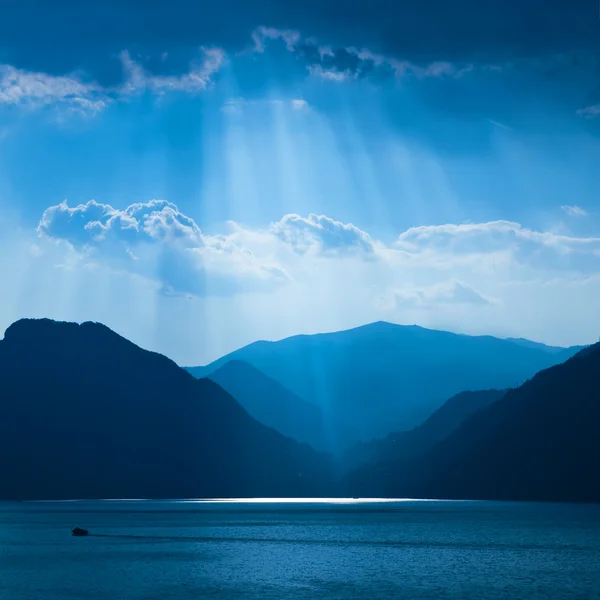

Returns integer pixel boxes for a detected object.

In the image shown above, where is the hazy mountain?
[504,338,587,355]
[208,360,329,451]
[350,343,600,502]
[186,321,582,448]
[0,319,334,501]
[342,389,506,472]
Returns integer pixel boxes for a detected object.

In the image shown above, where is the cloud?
[395,220,600,273]
[577,104,600,118]
[561,205,588,217]
[0,65,109,115]
[36,204,600,304]
[487,119,514,131]
[37,200,287,297]
[248,26,483,83]
[4,0,598,81]
[119,47,226,95]
[251,26,302,53]
[268,213,378,256]
[290,99,308,110]
[221,97,308,114]
[394,280,494,308]
[0,47,227,116]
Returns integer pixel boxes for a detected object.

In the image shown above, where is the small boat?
[72,527,89,537]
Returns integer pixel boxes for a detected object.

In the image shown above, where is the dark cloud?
[2,0,599,85]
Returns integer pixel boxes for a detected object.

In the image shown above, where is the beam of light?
[327,87,393,231]
[221,102,263,223]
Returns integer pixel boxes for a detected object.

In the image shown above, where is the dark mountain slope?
[342,389,506,472]
[209,360,328,451]
[186,322,583,447]
[0,319,333,500]
[352,343,600,502]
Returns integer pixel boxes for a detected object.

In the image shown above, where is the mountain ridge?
[186,321,582,374]
[342,388,507,472]
[185,321,584,447]
[349,342,600,502]
[208,360,329,451]
[0,318,334,500]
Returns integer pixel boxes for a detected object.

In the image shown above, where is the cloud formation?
[3,0,598,77]
[251,26,301,53]
[221,97,308,114]
[119,47,226,95]
[268,213,378,255]
[1,25,471,118]
[0,47,227,116]
[561,205,588,217]
[37,202,600,303]
[0,65,109,114]
[577,104,600,118]
[394,280,493,308]
[38,200,287,296]
[249,26,475,83]
[395,220,600,273]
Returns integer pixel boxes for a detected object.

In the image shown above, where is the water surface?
[1,499,599,599]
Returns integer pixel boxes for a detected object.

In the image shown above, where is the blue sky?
[1,0,600,363]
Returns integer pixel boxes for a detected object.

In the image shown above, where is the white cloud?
[268,213,379,256]
[395,220,600,273]
[0,65,109,115]
[249,27,481,83]
[394,280,494,308]
[577,104,600,118]
[0,47,227,117]
[290,99,308,110]
[251,26,302,53]
[561,204,588,217]
[14,206,600,361]
[37,200,287,297]
[307,65,356,82]
[35,204,600,320]
[221,97,309,114]
[119,47,226,95]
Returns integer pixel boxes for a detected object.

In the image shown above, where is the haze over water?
[2,500,600,600]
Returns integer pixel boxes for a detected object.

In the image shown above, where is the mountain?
[342,389,506,472]
[186,321,582,448]
[350,343,600,502]
[0,319,334,501]
[208,360,328,451]
[504,338,587,355]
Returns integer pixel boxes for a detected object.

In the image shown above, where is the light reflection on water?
[1,500,600,600]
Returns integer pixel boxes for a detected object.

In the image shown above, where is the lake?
[1,499,600,599]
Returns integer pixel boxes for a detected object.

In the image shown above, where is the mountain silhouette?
[186,321,582,448]
[208,360,329,451]
[504,338,586,355]
[0,319,334,500]
[350,343,600,502]
[342,389,506,472]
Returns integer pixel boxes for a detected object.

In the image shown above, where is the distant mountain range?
[1,317,597,503]
[341,389,507,473]
[505,338,586,354]
[348,342,600,502]
[208,360,328,451]
[186,322,583,448]
[0,319,333,500]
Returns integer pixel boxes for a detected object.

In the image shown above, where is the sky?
[1,0,600,364]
